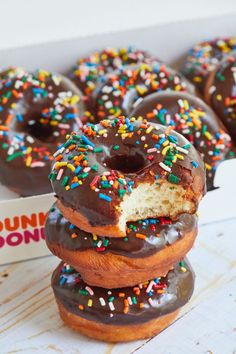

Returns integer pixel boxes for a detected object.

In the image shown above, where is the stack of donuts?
[45,114,206,341]
[1,41,235,341]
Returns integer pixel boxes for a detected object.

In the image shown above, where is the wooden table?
[1,218,236,354]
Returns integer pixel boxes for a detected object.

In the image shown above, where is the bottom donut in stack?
[52,260,194,342]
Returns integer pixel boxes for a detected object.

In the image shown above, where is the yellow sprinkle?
[92,233,97,240]
[216,94,222,101]
[65,186,70,190]
[162,146,171,156]
[70,95,80,104]
[67,163,75,172]
[205,163,212,171]
[146,126,153,134]
[183,99,189,110]
[26,156,32,167]
[162,140,169,147]
[176,154,184,160]
[98,129,107,135]
[55,161,67,168]
[88,299,93,307]
[180,267,187,272]
[204,131,212,140]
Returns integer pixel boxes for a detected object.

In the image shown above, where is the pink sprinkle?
[76,117,83,128]
[56,168,64,180]
[58,123,70,129]
[147,148,157,154]
[85,286,94,296]
[31,161,46,168]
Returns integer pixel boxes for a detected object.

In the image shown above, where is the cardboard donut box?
[1,13,236,265]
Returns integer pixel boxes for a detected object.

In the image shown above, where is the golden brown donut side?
[46,225,197,288]
[56,299,179,342]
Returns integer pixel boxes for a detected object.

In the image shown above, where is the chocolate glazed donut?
[181,37,236,93]
[52,259,194,342]
[50,117,205,237]
[70,47,156,97]
[0,67,85,196]
[205,53,236,144]
[130,91,233,191]
[90,62,196,121]
[45,204,198,288]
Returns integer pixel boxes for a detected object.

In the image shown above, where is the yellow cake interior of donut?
[119,180,196,233]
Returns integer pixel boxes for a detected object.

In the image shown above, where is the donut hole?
[12,118,57,143]
[104,152,146,174]
[26,121,56,143]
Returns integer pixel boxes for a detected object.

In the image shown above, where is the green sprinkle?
[93,147,103,153]
[113,145,120,150]
[79,289,89,296]
[103,239,109,247]
[6,151,24,161]
[168,173,180,184]
[91,164,98,171]
[48,172,57,181]
[62,176,69,187]
[108,296,115,302]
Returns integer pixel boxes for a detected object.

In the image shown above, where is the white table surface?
[0,217,236,354]
[1,0,236,50]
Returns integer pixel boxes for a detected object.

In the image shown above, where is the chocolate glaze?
[0,68,85,196]
[91,63,196,121]
[70,47,156,97]
[52,259,194,325]
[45,204,197,258]
[207,53,236,143]
[50,117,205,229]
[181,37,236,93]
[130,91,233,191]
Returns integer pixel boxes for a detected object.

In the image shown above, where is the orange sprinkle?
[79,305,84,311]
[136,233,146,240]
[139,303,145,309]
[119,293,125,298]
[71,233,77,239]
[55,154,63,161]
[0,125,9,131]
[151,134,159,140]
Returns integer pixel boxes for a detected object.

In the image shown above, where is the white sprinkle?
[146,280,155,293]
[109,302,115,311]
[26,136,34,144]
[53,147,65,157]
[127,297,132,305]
[176,146,189,155]
[148,298,154,306]
[209,85,216,95]
[99,297,106,306]
[159,162,171,172]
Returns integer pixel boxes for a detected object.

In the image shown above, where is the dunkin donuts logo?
[0,212,47,248]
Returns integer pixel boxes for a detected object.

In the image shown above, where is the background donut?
[130,91,233,191]
[204,53,236,144]
[0,67,85,196]
[181,37,236,93]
